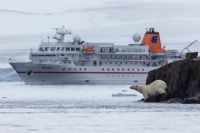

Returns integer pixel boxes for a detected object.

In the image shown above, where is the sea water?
[0,82,200,133]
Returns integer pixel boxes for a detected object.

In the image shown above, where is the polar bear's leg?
[143,92,149,99]
[157,88,166,94]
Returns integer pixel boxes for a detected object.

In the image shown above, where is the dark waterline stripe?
[17,72,148,74]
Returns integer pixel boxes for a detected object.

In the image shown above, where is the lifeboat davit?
[82,46,95,52]
[141,28,166,54]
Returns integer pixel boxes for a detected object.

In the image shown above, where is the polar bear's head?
[130,85,142,93]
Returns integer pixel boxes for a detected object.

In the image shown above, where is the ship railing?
[8,56,30,63]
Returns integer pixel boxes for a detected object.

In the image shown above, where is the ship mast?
[53,26,71,43]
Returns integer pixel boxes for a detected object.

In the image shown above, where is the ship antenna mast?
[53,26,71,43]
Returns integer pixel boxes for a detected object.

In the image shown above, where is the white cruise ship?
[9,27,182,85]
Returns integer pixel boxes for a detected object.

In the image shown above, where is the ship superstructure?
[10,27,182,85]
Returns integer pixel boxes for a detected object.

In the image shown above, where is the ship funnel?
[141,28,166,53]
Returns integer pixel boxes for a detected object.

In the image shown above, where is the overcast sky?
[0,0,200,48]
[0,0,199,34]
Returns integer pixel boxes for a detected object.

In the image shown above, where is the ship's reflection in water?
[0,82,200,133]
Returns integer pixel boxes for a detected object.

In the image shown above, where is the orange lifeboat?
[141,28,166,53]
[82,45,95,52]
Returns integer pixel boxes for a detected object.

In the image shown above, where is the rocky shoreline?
[145,56,200,104]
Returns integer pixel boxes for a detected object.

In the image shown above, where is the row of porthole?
[64,68,87,71]
[63,68,145,72]
[102,68,145,72]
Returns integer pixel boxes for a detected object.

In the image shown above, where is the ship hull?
[10,62,156,85]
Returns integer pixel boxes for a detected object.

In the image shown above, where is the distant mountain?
[0,68,21,81]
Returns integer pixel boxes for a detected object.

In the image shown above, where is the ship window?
[80,68,82,71]
[39,47,44,51]
[56,47,60,51]
[112,68,114,71]
[74,68,77,70]
[61,47,65,51]
[60,54,64,56]
[69,68,71,70]
[71,48,75,51]
[44,47,49,51]
[76,48,80,51]
[107,68,110,71]
[117,68,120,71]
[122,68,124,71]
[142,68,144,71]
[137,68,139,71]
[127,68,130,71]
[50,47,56,51]
[102,68,104,71]
[66,47,70,51]
[132,68,134,71]
[84,68,87,71]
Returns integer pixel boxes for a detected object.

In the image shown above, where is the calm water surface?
[0,82,200,133]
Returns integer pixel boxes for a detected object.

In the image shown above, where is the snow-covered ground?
[0,83,200,133]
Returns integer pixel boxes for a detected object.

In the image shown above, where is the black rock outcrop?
[146,58,200,103]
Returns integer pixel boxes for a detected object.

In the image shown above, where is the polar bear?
[130,80,167,100]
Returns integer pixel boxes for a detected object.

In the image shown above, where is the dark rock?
[167,98,183,103]
[186,52,198,59]
[144,93,168,103]
[183,97,200,104]
[146,58,200,103]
